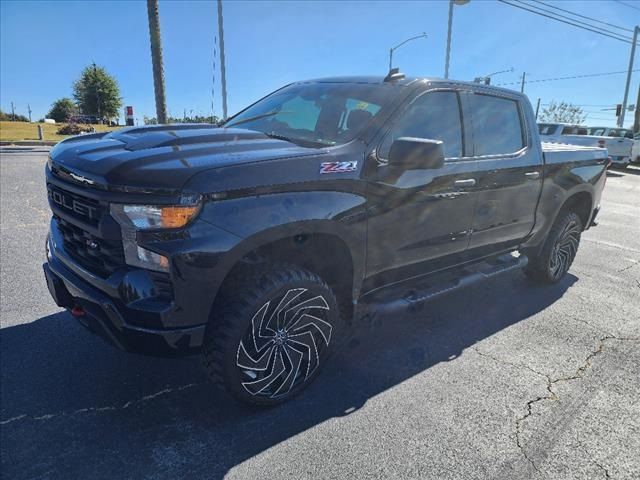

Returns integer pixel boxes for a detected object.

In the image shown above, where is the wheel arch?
[523,187,593,253]
[559,190,592,230]
[207,220,364,326]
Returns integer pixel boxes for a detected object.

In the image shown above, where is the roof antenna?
[384,68,405,82]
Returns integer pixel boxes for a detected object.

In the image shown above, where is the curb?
[0,140,58,146]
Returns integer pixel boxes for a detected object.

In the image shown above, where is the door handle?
[454,179,476,187]
[525,171,540,179]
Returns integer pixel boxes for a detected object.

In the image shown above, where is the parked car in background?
[587,127,634,139]
[539,122,633,168]
[632,132,640,164]
[538,123,588,136]
[68,115,110,125]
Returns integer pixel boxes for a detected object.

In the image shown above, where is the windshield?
[224,82,392,147]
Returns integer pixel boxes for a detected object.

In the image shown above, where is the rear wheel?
[525,211,582,284]
[202,264,341,406]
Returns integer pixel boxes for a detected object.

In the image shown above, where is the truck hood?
[48,124,319,193]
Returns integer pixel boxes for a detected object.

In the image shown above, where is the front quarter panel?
[198,190,368,295]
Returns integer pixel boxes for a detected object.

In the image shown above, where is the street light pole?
[444,0,469,79]
[217,0,228,120]
[389,33,428,71]
[618,25,638,128]
[474,67,514,85]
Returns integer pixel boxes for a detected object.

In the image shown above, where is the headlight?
[110,197,201,272]
[110,203,201,230]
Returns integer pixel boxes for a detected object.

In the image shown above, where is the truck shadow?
[1,271,576,480]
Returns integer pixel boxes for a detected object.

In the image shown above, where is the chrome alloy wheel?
[236,288,333,399]
[549,217,580,280]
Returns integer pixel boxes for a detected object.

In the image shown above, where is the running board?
[362,253,528,314]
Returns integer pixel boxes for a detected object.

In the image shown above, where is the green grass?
[0,121,119,142]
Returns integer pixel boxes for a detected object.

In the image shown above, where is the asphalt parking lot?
[1,147,639,480]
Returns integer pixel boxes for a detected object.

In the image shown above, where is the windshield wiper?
[224,110,290,128]
[263,132,295,143]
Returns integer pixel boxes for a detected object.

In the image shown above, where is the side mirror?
[388,137,445,170]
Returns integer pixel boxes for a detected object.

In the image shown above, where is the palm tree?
[147,0,167,124]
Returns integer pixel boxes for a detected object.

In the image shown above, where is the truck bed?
[542,141,608,165]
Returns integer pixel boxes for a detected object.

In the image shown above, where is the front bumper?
[44,231,206,357]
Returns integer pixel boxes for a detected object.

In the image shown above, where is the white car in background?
[632,132,640,164]
[538,122,633,168]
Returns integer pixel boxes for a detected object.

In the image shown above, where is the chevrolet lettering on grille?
[48,187,98,220]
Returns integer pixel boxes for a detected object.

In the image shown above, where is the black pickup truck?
[43,73,608,405]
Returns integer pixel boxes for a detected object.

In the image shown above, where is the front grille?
[56,216,125,277]
[47,184,104,225]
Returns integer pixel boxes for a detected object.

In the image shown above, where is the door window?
[469,94,525,156]
[379,91,464,159]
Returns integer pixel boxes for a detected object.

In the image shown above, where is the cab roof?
[299,75,524,96]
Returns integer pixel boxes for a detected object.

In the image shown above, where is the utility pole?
[619,25,638,128]
[147,0,168,124]
[93,63,102,123]
[634,84,639,133]
[520,72,526,93]
[11,101,15,121]
[217,0,228,120]
[27,104,32,122]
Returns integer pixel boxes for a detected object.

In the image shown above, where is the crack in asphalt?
[618,259,640,273]
[576,435,611,479]
[0,382,203,426]
[473,335,640,474]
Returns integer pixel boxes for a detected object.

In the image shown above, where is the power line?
[497,0,634,44]
[529,0,634,33]
[542,104,615,107]
[614,0,640,13]
[497,69,640,86]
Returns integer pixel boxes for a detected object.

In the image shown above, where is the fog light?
[136,246,169,271]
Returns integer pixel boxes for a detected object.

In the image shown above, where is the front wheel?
[525,211,583,284]
[202,264,341,406]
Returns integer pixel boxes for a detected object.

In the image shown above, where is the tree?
[47,97,77,123]
[0,110,29,122]
[72,63,122,122]
[539,101,586,124]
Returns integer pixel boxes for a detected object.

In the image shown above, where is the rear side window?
[380,91,464,159]
[561,126,580,135]
[538,124,557,135]
[469,94,524,156]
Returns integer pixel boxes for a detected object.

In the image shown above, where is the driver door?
[365,89,479,289]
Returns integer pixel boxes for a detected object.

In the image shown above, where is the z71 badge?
[320,161,358,174]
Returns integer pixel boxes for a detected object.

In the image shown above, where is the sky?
[1,0,638,127]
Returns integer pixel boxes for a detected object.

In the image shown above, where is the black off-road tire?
[525,211,583,284]
[202,264,342,406]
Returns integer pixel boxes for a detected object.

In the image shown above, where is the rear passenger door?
[465,91,543,256]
